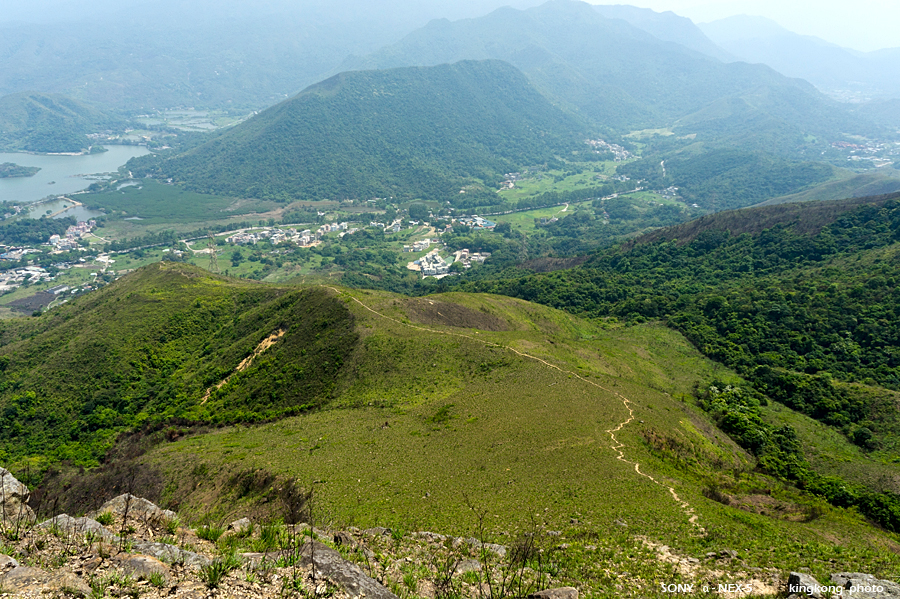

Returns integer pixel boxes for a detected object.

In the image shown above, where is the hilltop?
[0,92,127,153]
[128,60,589,203]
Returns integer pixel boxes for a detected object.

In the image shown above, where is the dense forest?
[0,217,77,245]
[0,92,126,153]
[617,150,836,211]
[129,60,589,204]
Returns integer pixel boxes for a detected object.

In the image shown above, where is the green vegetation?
[0,217,76,245]
[140,288,900,588]
[618,150,836,211]
[350,1,879,150]
[449,193,900,532]
[129,60,589,203]
[0,162,40,178]
[0,92,127,153]
[84,179,276,225]
[0,263,358,467]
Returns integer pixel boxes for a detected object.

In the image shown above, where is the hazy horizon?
[587,0,900,53]
[1,0,897,53]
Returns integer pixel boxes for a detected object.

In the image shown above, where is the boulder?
[94,494,176,526]
[131,540,210,569]
[300,540,398,599]
[455,559,482,574]
[788,572,825,598]
[227,517,252,535]
[0,554,19,570]
[529,588,579,599]
[464,537,507,558]
[0,467,35,526]
[37,514,120,543]
[117,554,171,583]
[0,565,91,596]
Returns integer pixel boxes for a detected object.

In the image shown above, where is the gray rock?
[0,554,18,570]
[228,517,252,535]
[528,587,579,599]
[95,494,176,526]
[0,467,35,526]
[333,530,355,547]
[300,541,398,599]
[131,540,210,569]
[788,572,825,598]
[37,514,119,543]
[464,537,507,558]
[0,565,91,596]
[117,554,171,583]
[831,572,900,598]
[455,559,482,574]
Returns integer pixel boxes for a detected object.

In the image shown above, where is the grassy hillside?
[448,194,900,530]
[2,263,899,594]
[0,262,359,467]
[129,60,589,203]
[0,91,127,153]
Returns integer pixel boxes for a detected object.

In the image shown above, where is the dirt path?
[322,286,704,532]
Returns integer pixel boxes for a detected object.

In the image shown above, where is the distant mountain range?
[339,0,879,151]
[130,60,589,202]
[0,0,542,111]
[699,15,900,99]
[0,92,126,153]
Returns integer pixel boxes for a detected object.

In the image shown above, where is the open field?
[85,180,279,225]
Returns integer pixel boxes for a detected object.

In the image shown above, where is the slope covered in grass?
[2,265,899,593]
[132,287,900,592]
[0,262,358,467]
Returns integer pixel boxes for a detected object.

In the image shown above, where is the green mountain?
[129,60,590,203]
[339,0,878,149]
[3,261,900,593]
[0,91,126,153]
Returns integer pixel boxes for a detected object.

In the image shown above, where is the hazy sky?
[2,0,897,53]
[588,0,900,52]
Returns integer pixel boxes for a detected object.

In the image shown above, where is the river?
[0,145,151,206]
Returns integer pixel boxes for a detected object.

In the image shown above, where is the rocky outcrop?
[93,493,177,526]
[0,565,91,597]
[299,541,398,599]
[37,514,119,543]
[0,467,35,526]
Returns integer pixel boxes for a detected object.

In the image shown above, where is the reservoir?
[0,145,150,206]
